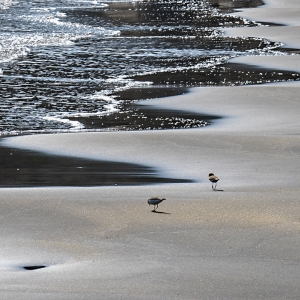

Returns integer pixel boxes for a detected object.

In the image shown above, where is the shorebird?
[147,196,166,211]
[208,173,219,190]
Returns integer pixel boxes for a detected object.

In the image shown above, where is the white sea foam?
[0,4,119,65]
[17,10,119,37]
[43,116,85,130]
[2,73,105,84]
[0,0,14,9]
[84,93,121,116]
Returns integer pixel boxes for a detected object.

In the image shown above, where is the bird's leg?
[215,182,217,190]
[212,183,214,190]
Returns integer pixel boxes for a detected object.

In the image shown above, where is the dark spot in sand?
[23,265,46,271]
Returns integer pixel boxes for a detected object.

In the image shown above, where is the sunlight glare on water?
[0,0,299,134]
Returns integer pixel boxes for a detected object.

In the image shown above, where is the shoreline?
[3,82,300,189]
[1,1,300,136]
[1,1,300,298]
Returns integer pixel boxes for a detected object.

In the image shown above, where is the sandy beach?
[1,0,300,299]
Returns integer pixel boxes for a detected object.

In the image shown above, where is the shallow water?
[0,0,299,135]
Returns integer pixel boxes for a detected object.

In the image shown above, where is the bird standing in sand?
[147,197,166,211]
[209,173,219,190]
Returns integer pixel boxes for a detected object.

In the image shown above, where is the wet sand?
[0,146,193,187]
[1,0,300,299]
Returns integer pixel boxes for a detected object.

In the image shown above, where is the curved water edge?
[0,0,299,135]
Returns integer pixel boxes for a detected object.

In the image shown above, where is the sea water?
[0,0,299,135]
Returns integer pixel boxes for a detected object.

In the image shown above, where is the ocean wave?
[0,0,298,135]
[0,3,119,65]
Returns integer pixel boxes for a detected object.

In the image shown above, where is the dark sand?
[0,145,192,186]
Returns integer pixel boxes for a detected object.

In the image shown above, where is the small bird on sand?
[147,196,166,211]
[209,173,219,190]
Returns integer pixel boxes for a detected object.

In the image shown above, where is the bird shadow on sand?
[151,210,171,214]
[213,189,224,192]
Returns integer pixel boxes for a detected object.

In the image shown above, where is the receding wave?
[0,0,299,135]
